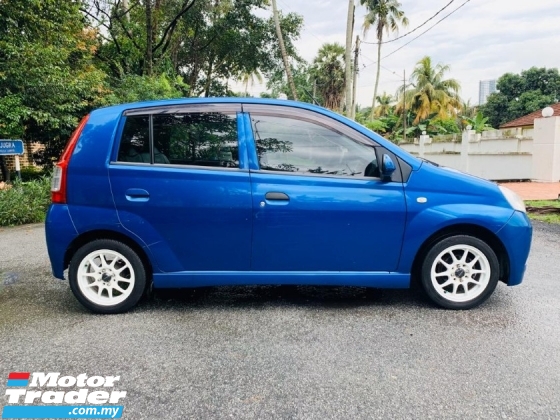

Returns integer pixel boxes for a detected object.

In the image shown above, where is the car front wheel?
[421,235,499,310]
[69,240,146,314]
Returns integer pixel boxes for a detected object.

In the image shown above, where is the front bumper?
[497,211,533,286]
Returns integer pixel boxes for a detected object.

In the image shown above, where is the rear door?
[243,105,407,273]
[108,104,252,273]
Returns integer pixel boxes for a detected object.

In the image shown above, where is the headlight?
[499,186,526,213]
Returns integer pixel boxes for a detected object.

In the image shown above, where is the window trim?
[123,104,241,116]
[243,104,378,147]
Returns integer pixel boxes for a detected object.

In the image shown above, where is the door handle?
[265,192,289,201]
[125,188,150,202]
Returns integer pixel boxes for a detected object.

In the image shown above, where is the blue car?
[45,98,532,313]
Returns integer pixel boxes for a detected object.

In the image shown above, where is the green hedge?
[10,166,51,182]
[0,177,51,226]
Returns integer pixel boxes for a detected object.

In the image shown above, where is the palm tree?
[238,69,264,96]
[311,43,346,111]
[373,92,394,117]
[398,56,461,125]
[361,0,408,118]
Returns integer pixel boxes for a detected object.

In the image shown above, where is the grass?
[526,200,560,224]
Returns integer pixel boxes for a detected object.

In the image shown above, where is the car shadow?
[140,285,433,311]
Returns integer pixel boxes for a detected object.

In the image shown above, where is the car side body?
[45,98,532,313]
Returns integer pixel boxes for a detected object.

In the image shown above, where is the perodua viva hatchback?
[45,98,532,314]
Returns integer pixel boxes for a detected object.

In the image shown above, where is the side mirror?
[381,154,396,181]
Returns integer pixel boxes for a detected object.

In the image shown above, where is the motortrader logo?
[2,372,126,419]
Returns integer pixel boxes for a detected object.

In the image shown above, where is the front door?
[244,108,407,273]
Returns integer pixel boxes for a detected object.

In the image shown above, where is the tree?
[311,43,346,111]
[0,0,110,167]
[481,67,560,128]
[87,0,303,98]
[83,0,196,77]
[266,63,318,105]
[373,92,394,117]
[361,0,408,118]
[398,56,461,125]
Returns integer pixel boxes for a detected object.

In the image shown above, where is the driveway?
[1,222,559,419]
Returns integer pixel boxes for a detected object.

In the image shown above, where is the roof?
[500,103,560,129]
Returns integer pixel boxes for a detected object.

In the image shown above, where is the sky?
[244,0,560,107]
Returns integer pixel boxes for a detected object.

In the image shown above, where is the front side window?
[250,115,379,177]
[118,112,239,168]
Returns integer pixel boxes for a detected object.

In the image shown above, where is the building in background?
[479,79,497,105]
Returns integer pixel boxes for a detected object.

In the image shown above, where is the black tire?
[69,239,146,314]
[420,235,499,310]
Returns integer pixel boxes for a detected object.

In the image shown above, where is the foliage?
[364,119,388,133]
[107,74,188,104]
[87,0,303,97]
[416,116,460,137]
[0,178,51,226]
[480,67,560,128]
[462,112,492,133]
[0,0,110,166]
[10,166,51,182]
[267,63,318,105]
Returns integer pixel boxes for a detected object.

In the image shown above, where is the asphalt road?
[1,222,559,419]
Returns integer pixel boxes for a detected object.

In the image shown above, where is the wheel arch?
[64,230,154,281]
[410,223,510,286]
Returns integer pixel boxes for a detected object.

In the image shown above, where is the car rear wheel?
[421,235,499,309]
[69,240,146,314]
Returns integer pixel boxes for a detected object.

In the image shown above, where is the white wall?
[400,116,560,181]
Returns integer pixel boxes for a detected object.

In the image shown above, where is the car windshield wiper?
[419,157,440,167]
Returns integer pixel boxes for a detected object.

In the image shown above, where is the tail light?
[51,115,90,204]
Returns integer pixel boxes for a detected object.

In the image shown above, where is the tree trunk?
[271,0,298,101]
[344,0,354,116]
[370,41,382,119]
[351,36,360,120]
[204,58,214,97]
[145,1,153,76]
[0,156,10,183]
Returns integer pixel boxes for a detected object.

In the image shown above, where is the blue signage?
[0,140,24,155]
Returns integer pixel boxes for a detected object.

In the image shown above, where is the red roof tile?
[500,103,560,128]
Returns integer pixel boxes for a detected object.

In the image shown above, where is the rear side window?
[118,116,151,163]
[117,112,239,168]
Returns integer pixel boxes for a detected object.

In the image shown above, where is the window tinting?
[153,113,239,168]
[118,116,151,163]
[251,115,379,177]
[117,112,239,168]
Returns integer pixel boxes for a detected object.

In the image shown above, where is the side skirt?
[153,271,410,289]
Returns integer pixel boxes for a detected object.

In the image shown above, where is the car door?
[108,104,252,273]
[243,105,407,273]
